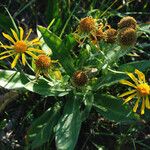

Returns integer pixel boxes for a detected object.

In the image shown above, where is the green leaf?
[55,93,82,150]
[60,34,76,75]
[26,103,61,149]
[81,91,94,121]
[95,60,150,90]
[93,94,140,123]
[45,0,59,23]
[0,69,30,89]
[0,69,70,96]
[37,28,52,55]
[38,25,62,56]
[25,77,71,97]
[38,25,76,75]
[139,24,150,34]
[104,46,132,68]
[0,14,13,31]
[119,60,150,72]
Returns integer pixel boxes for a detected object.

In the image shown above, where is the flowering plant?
[0,7,149,149]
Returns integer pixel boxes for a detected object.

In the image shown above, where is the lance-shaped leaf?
[55,93,82,150]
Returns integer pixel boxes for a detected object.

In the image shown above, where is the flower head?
[73,70,88,87]
[118,27,137,47]
[35,54,60,77]
[0,27,43,68]
[79,17,96,33]
[119,69,150,115]
[89,23,105,44]
[91,28,105,43]
[104,28,117,43]
[118,16,137,29]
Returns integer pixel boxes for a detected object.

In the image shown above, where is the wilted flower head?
[118,16,137,29]
[90,28,104,44]
[36,54,51,69]
[79,17,96,33]
[105,28,117,43]
[119,69,150,115]
[73,70,88,87]
[118,27,137,46]
[0,27,43,68]
[35,54,60,77]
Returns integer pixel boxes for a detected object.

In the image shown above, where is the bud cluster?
[75,16,137,47]
[117,16,137,47]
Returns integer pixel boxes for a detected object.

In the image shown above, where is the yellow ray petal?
[133,97,140,113]
[19,27,24,40]
[11,28,19,41]
[31,41,41,45]
[119,90,136,97]
[141,98,145,115]
[135,69,145,83]
[119,80,137,88]
[123,93,137,104]
[27,41,41,46]
[11,53,20,68]
[25,51,38,59]
[30,38,39,44]
[2,32,15,44]
[127,72,138,85]
[0,50,14,56]
[54,70,62,80]
[27,48,44,53]
[22,53,26,65]
[145,96,150,109]
[25,28,32,40]
[0,45,13,49]
[0,53,15,60]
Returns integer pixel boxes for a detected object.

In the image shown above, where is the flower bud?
[79,17,96,33]
[73,71,88,86]
[105,28,117,43]
[118,27,137,47]
[118,16,137,29]
[35,54,51,69]
[35,54,52,77]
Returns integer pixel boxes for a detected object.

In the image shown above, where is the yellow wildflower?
[0,27,43,68]
[119,69,150,115]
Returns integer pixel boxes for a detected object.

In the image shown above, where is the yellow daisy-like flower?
[0,27,44,68]
[119,69,150,115]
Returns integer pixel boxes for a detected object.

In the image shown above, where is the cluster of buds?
[117,16,137,47]
[76,16,118,45]
[75,16,137,47]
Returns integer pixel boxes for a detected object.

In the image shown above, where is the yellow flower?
[0,27,44,68]
[119,69,150,115]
